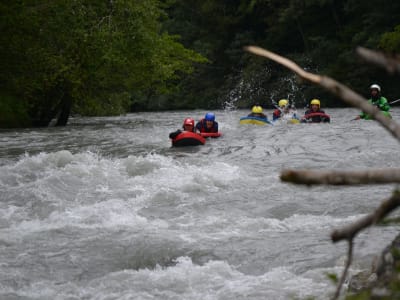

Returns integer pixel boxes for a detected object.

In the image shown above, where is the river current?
[0,108,399,300]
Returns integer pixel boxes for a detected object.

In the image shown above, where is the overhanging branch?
[356,47,400,74]
[244,46,400,141]
[280,168,400,185]
[331,190,400,242]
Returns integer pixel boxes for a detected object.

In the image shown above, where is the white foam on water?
[0,150,243,240]
[1,109,399,300]
[170,212,365,237]
[9,256,336,300]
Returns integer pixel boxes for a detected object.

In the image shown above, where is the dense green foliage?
[163,0,400,110]
[0,0,206,127]
[1,0,399,127]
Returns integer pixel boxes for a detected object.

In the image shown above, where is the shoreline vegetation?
[1,2,399,128]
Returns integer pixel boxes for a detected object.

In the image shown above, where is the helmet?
[310,99,320,106]
[251,105,263,113]
[183,118,195,127]
[205,112,215,122]
[370,84,381,92]
[278,99,288,108]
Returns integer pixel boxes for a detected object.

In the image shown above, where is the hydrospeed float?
[200,132,222,138]
[273,114,300,124]
[171,131,206,147]
[301,112,331,123]
[239,116,273,125]
[287,118,300,124]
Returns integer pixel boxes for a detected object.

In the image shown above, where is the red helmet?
[183,118,195,127]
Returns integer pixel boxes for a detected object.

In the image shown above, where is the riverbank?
[348,233,400,299]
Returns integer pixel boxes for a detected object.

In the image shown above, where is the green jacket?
[360,96,390,119]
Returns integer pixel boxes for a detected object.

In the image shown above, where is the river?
[0,108,399,300]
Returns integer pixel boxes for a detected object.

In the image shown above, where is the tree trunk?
[55,94,72,126]
[32,100,60,127]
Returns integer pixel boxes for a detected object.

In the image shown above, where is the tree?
[0,0,206,127]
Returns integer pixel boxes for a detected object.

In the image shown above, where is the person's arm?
[359,101,371,118]
[169,129,181,139]
[379,97,390,111]
[300,110,310,123]
[214,122,219,132]
[195,122,201,132]
[321,114,330,123]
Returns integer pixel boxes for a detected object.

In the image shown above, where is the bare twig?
[245,45,400,298]
[330,190,400,299]
[331,190,400,242]
[356,47,400,74]
[332,240,354,300]
[244,46,400,141]
[280,168,400,185]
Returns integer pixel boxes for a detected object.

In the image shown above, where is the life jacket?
[273,109,282,120]
[370,96,390,111]
[303,109,330,123]
[359,96,390,119]
[196,119,218,133]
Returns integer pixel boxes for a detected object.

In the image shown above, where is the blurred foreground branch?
[331,190,400,242]
[244,45,400,300]
[356,46,400,74]
[331,190,400,300]
[281,168,400,185]
[333,240,354,300]
[244,46,400,141]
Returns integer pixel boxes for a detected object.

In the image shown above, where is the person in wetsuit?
[248,105,267,119]
[169,117,196,139]
[355,84,391,120]
[195,113,219,133]
[301,99,330,123]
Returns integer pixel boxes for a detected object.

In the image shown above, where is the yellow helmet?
[251,105,263,114]
[278,99,288,108]
[310,99,320,106]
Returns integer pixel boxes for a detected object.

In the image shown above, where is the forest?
[1,0,399,128]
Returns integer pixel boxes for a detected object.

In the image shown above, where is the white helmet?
[370,84,381,92]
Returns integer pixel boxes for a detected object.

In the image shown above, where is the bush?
[0,94,31,128]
